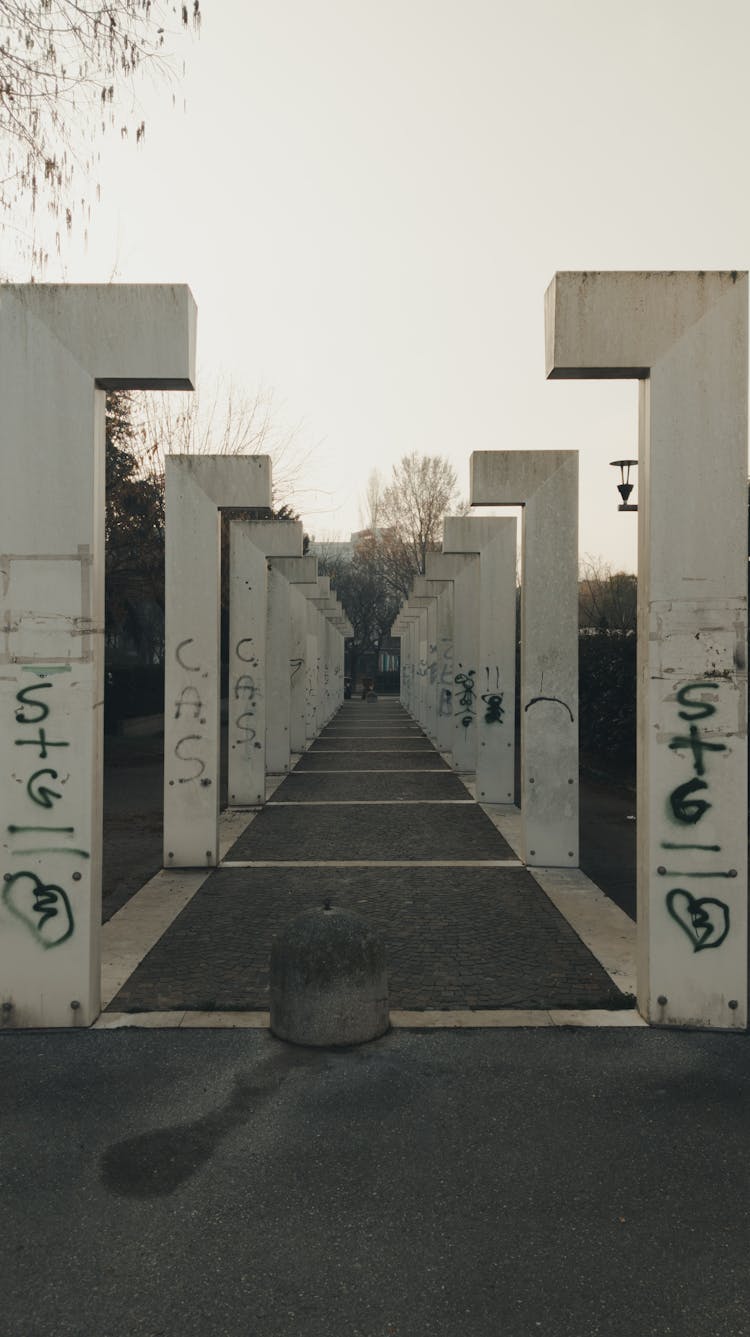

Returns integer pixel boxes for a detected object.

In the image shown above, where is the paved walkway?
[105,699,632,1016]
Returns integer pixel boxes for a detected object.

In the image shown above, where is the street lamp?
[610,459,638,512]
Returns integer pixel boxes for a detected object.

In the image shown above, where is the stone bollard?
[270,902,389,1046]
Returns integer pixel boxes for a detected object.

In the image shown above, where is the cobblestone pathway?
[109,699,627,1012]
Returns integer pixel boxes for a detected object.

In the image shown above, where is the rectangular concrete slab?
[107,865,628,1013]
[271,771,471,802]
[295,753,451,772]
[310,740,435,752]
[225,804,516,862]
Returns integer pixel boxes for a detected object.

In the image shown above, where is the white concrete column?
[266,567,291,773]
[470,452,578,865]
[425,552,480,772]
[546,269,748,1029]
[392,616,408,708]
[228,525,267,806]
[268,555,319,754]
[165,457,272,868]
[240,523,305,775]
[304,598,319,742]
[443,517,517,804]
[403,606,429,729]
[409,583,441,742]
[395,611,418,717]
[426,580,455,756]
[0,283,195,1027]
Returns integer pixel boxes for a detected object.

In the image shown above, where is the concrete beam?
[470,452,578,866]
[546,270,748,1029]
[164,457,272,868]
[0,284,195,1028]
[442,516,517,804]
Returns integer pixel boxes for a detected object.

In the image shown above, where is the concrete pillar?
[470,452,578,866]
[164,457,272,868]
[401,606,429,727]
[0,283,195,1027]
[228,524,267,806]
[392,616,409,707]
[424,552,480,772]
[304,596,319,741]
[267,555,319,754]
[409,583,442,742]
[442,517,517,804]
[546,269,748,1029]
[402,596,435,736]
[240,522,305,776]
[428,580,455,756]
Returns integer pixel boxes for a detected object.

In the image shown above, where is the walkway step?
[224,804,516,862]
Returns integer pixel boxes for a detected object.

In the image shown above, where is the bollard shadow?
[100,1043,325,1198]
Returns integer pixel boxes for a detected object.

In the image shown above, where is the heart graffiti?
[666,888,730,953]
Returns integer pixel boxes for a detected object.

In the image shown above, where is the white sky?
[13,0,750,571]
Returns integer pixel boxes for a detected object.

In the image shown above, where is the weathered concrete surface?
[270,904,389,1046]
[2,1027,750,1337]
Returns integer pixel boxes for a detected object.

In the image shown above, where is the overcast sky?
[18,0,750,571]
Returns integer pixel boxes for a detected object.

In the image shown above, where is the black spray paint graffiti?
[524,695,575,723]
[481,693,504,725]
[662,682,732,949]
[2,871,74,949]
[174,735,207,783]
[454,667,476,731]
[232,648,262,751]
[480,670,504,725]
[438,688,453,717]
[666,889,730,953]
[172,640,211,786]
[4,672,82,948]
[174,685,204,722]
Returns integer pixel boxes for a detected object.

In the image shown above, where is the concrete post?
[267,555,318,754]
[402,606,429,728]
[304,596,319,742]
[228,524,267,806]
[392,616,409,709]
[164,457,272,868]
[425,552,480,772]
[546,270,748,1029]
[443,516,517,804]
[0,284,195,1027]
[469,452,578,865]
[240,523,305,776]
[401,596,432,735]
[409,583,442,742]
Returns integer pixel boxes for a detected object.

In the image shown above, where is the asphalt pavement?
[2,1025,749,1337]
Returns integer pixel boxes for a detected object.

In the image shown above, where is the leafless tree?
[358,468,383,531]
[129,376,316,510]
[380,452,463,575]
[0,1,200,267]
[578,556,637,633]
